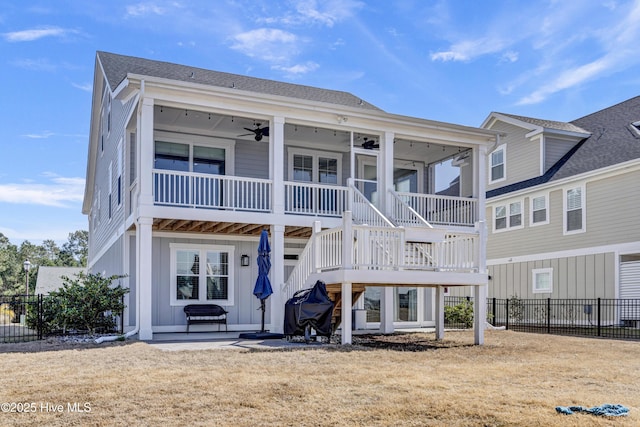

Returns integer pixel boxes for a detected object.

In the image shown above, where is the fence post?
[492,298,496,326]
[37,294,43,340]
[547,298,551,334]
[597,298,601,337]
[505,298,509,330]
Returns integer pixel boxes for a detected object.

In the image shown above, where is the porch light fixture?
[241,254,250,267]
[23,259,31,298]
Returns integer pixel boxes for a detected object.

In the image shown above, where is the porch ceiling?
[152,218,312,238]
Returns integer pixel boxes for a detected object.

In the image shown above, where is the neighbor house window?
[533,268,553,293]
[530,195,548,226]
[494,200,523,232]
[170,243,234,306]
[489,146,506,183]
[564,186,585,234]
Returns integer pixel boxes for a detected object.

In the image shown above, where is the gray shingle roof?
[489,96,640,197]
[97,51,382,111]
[498,113,589,134]
[35,267,86,295]
[551,95,640,180]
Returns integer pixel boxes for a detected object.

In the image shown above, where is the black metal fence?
[1,294,124,344]
[445,296,640,341]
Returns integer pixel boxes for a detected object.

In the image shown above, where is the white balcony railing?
[388,189,432,227]
[284,181,349,217]
[153,170,272,211]
[282,214,480,299]
[397,192,478,227]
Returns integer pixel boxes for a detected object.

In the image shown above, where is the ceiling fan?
[361,137,379,149]
[238,123,270,141]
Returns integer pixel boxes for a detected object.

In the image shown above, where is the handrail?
[388,189,432,228]
[349,184,395,227]
[283,181,349,217]
[396,192,478,227]
[153,169,272,211]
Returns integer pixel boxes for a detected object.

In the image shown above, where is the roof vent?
[190,72,195,79]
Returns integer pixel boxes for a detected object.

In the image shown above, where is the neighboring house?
[82,51,497,343]
[34,267,86,295]
[480,96,640,301]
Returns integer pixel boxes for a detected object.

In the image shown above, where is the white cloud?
[21,131,55,139]
[260,0,363,27]
[231,28,299,62]
[0,174,84,208]
[72,82,92,92]
[517,0,640,104]
[272,61,319,76]
[431,37,509,62]
[125,2,167,17]
[9,58,57,71]
[500,51,518,63]
[3,26,75,42]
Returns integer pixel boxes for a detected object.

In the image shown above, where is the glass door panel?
[395,287,417,322]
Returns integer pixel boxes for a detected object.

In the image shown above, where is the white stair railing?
[349,183,394,227]
[388,189,432,228]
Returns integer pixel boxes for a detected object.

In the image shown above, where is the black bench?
[184,304,228,333]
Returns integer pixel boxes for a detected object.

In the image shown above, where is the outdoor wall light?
[241,254,250,267]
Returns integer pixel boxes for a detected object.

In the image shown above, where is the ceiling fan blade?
[261,127,270,136]
[243,127,258,133]
[237,133,253,137]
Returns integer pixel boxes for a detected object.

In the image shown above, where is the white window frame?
[288,147,342,184]
[154,131,235,175]
[170,243,235,306]
[563,184,585,235]
[489,145,506,184]
[530,193,549,227]
[493,199,524,233]
[532,268,553,294]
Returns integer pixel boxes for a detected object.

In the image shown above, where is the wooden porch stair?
[325,283,367,332]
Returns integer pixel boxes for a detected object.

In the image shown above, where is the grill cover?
[284,281,335,337]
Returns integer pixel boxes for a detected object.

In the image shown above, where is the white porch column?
[435,286,445,340]
[271,116,285,215]
[379,286,394,334]
[137,216,154,340]
[270,224,285,333]
[341,282,352,344]
[473,144,489,223]
[380,131,394,216]
[474,284,487,345]
[138,96,154,213]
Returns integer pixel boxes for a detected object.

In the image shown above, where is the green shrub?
[28,272,128,335]
[444,299,474,328]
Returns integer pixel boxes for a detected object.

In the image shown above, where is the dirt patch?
[0,335,132,353]
[350,332,472,351]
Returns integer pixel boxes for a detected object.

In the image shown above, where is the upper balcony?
[127,104,486,232]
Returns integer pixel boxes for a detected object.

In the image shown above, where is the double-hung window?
[564,185,585,234]
[288,148,342,212]
[494,200,523,232]
[489,146,506,183]
[170,243,234,306]
[530,194,548,226]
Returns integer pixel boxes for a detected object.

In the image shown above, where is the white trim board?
[488,241,640,266]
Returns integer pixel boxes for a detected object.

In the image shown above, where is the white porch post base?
[435,286,445,340]
[341,282,352,345]
[138,217,154,341]
[379,286,394,334]
[474,284,487,345]
[270,225,285,334]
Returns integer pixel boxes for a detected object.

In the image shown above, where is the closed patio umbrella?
[253,229,272,332]
[239,229,283,339]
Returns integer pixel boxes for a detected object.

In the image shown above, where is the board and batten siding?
[488,252,616,299]
[487,121,540,192]
[487,169,640,260]
[150,236,271,329]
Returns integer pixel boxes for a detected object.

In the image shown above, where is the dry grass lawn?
[1,330,639,426]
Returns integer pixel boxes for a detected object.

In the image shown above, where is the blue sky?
[1,0,639,244]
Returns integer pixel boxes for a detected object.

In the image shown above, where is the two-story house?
[482,96,640,305]
[83,51,497,344]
